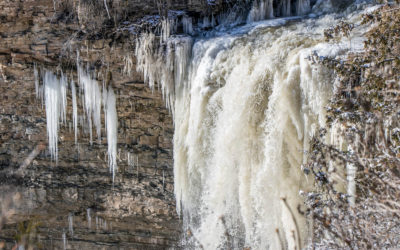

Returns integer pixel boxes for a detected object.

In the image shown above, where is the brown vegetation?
[305,2,400,248]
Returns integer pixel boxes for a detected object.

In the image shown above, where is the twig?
[281,198,302,250]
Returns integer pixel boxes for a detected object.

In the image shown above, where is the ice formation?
[104,86,118,181]
[247,0,311,23]
[62,232,67,250]
[135,32,192,114]
[247,0,274,22]
[37,65,118,179]
[87,208,92,229]
[182,16,193,35]
[43,71,67,161]
[68,213,74,236]
[279,0,292,16]
[78,66,102,144]
[70,80,78,144]
[135,1,368,248]
[297,0,311,15]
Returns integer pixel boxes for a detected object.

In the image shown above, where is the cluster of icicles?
[134,0,366,248]
[248,0,311,22]
[34,60,118,181]
[152,0,313,38]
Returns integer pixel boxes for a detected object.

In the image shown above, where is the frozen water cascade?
[135,2,370,249]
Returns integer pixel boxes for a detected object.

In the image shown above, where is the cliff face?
[0,0,200,249]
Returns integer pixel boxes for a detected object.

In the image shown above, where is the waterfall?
[172,21,335,249]
[135,1,369,248]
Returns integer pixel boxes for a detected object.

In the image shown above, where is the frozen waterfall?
[135,1,368,248]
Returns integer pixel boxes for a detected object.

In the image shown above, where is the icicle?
[78,65,102,144]
[182,16,193,35]
[34,63,39,97]
[102,80,108,132]
[202,16,211,29]
[161,19,172,44]
[128,152,135,169]
[60,73,68,124]
[34,64,44,107]
[71,80,78,144]
[123,55,133,76]
[62,232,67,250]
[281,0,291,16]
[68,213,74,236]
[105,86,118,181]
[44,71,67,161]
[347,146,357,206]
[296,0,311,15]
[87,208,91,229]
[247,0,274,23]
[135,33,192,114]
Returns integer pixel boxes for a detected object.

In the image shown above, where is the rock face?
[0,0,201,249]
